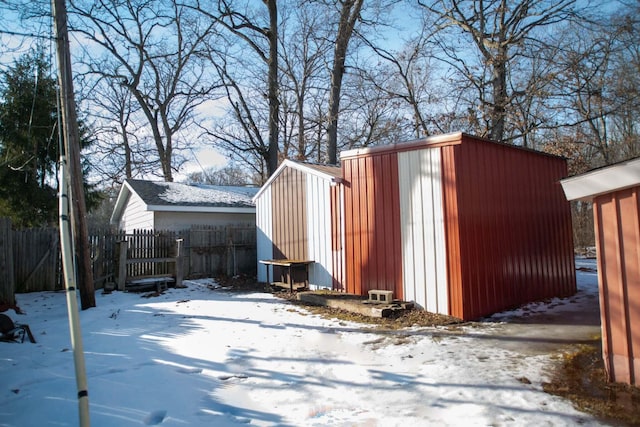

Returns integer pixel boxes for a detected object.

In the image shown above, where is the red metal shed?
[341,132,576,320]
[561,157,640,386]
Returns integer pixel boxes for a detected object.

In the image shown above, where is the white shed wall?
[154,211,255,232]
[120,193,154,233]
[398,148,449,314]
[255,186,274,283]
[306,174,334,289]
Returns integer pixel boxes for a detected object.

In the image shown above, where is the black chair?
[0,313,36,343]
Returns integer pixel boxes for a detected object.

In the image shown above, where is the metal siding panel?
[596,187,640,385]
[342,152,402,298]
[365,156,377,289]
[371,156,384,290]
[432,150,449,313]
[306,174,333,288]
[398,152,418,305]
[618,189,640,385]
[486,146,504,312]
[380,153,403,298]
[271,167,308,286]
[342,161,351,291]
[389,154,404,300]
[442,145,463,318]
[345,158,362,295]
[361,156,374,290]
[502,147,518,308]
[594,198,612,381]
[331,184,346,290]
[598,194,626,382]
[255,186,273,282]
[623,189,640,385]
[399,148,448,314]
[454,141,479,319]
[354,157,367,295]
[412,152,428,309]
[454,136,576,320]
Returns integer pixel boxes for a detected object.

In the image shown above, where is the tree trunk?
[489,55,508,142]
[267,0,279,176]
[327,0,364,165]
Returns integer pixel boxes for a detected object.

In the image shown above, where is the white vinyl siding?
[398,148,448,314]
[120,193,154,233]
[154,212,254,232]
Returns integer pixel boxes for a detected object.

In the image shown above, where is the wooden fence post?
[117,240,128,291]
[0,218,15,307]
[175,238,184,287]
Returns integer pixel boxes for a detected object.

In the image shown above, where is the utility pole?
[53,0,92,425]
[52,0,96,310]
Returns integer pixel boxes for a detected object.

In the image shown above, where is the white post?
[59,156,91,426]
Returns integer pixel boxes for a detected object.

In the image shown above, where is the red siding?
[342,152,403,299]
[447,136,576,319]
[442,145,464,317]
[594,186,640,385]
[342,132,575,320]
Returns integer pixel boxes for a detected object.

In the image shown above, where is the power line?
[0,28,56,40]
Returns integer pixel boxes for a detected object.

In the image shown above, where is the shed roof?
[253,159,342,201]
[110,179,258,224]
[561,157,640,201]
[340,131,564,161]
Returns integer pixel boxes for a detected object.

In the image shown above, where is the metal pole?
[59,156,91,426]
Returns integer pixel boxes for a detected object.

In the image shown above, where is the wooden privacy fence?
[12,226,61,293]
[116,226,256,282]
[0,221,257,295]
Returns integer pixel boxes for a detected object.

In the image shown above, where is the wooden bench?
[126,275,175,293]
[117,239,184,291]
[259,259,314,292]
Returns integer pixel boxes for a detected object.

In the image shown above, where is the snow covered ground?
[1,258,605,426]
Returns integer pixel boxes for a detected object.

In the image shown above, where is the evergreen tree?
[0,48,100,227]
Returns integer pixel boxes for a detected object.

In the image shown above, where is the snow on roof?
[126,179,258,208]
[111,179,259,224]
[158,182,259,207]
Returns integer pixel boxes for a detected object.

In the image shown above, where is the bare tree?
[207,55,272,181]
[278,3,332,161]
[326,0,364,164]
[418,0,578,143]
[193,0,280,177]
[186,164,254,185]
[360,27,439,139]
[549,4,640,167]
[339,80,407,148]
[550,27,615,164]
[83,76,156,184]
[70,0,221,182]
